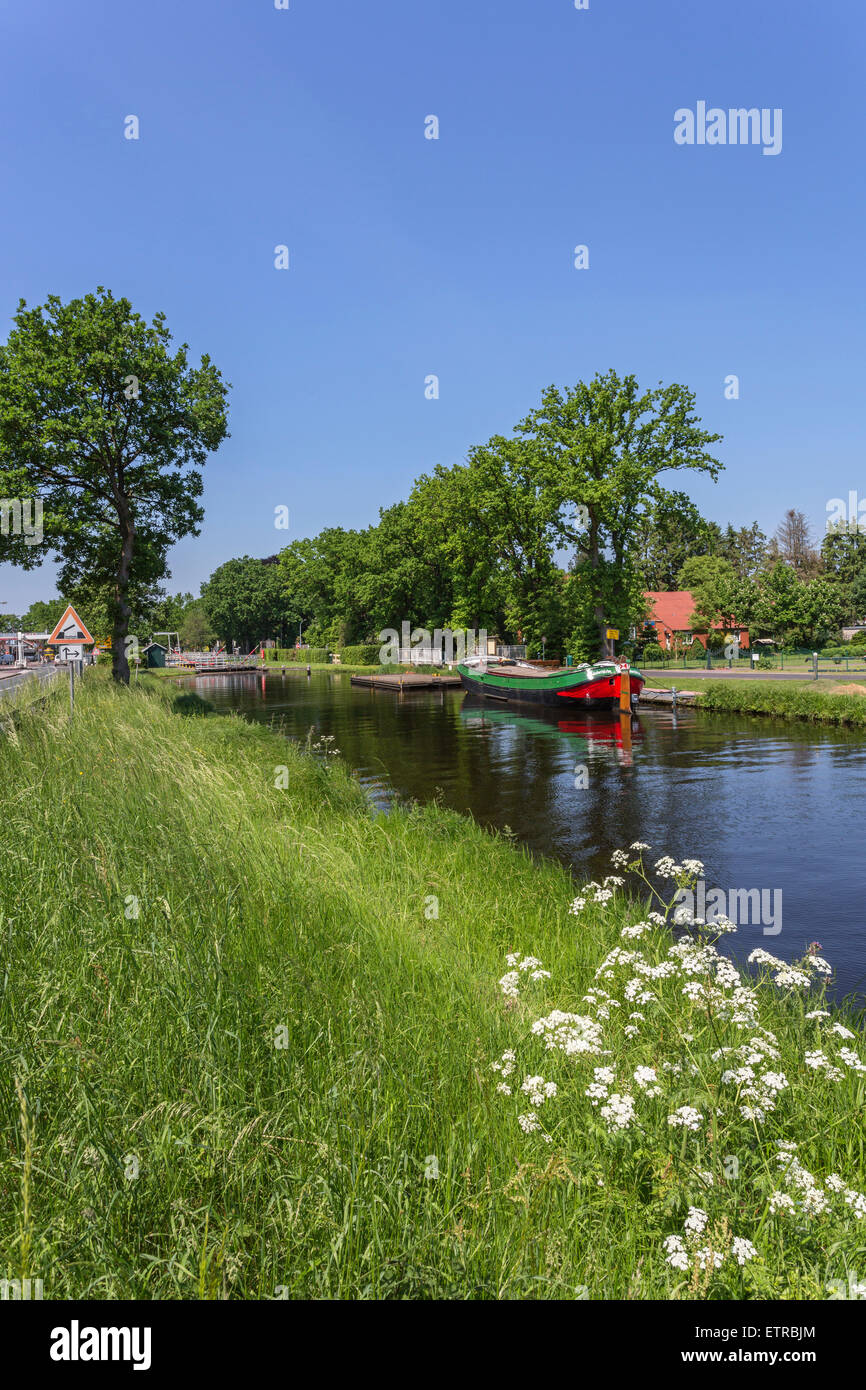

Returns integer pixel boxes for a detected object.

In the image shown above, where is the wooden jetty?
[638,687,698,707]
[350,672,462,691]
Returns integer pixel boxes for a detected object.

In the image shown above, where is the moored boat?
[456,657,644,709]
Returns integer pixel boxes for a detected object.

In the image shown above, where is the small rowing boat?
[456,657,644,709]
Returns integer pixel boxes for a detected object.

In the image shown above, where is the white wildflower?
[600,1093,636,1132]
[668,1106,702,1132]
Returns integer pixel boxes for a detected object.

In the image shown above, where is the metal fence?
[640,647,866,673]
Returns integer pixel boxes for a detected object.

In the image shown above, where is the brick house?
[642,591,750,653]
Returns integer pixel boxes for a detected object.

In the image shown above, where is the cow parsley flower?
[829,1023,855,1040]
[769,1191,796,1214]
[499,971,520,999]
[634,1065,661,1095]
[773,966,812,989]
[838,1048,866,1073]
[684,1206,708,1235]
[600,1092,636,1132]
[521,1075,557,1106]
[654,856,682,879]
[531,1011,604,1056]
[621,922,652,939]
[668,1106,702,1132]
[663,1234,689,1270]
[491,1050,516,1077]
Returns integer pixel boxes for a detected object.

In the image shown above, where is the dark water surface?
[193,669,866,1001]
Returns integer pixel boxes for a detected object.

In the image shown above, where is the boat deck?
[476,665,566,679]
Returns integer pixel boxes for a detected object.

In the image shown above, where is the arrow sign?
[47,604,94,646]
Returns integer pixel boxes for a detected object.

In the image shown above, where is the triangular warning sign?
[47,604,94,646]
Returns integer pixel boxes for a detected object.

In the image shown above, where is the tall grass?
[0,674,863,1299]
[695,680,866,727]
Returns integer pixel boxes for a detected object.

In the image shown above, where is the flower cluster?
[663,1209,757,1273]
[499,953,551,998]
[520,1074,557,1107]
[489,845,866,1291]
[769,1143,866,1222]
[747,948,832,992]
[530,1009,604,1056]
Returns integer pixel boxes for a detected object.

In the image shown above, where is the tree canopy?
[0,288,229,681]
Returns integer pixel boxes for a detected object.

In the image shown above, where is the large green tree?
[202,555,289,651]
[677,555,741,630]
[718,521,768,580]
[634,491,722,591]
[513,371,724,654]
[0,288,229,682]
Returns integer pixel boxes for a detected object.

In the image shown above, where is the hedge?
[338,645,380,665]
[262,647,331,663]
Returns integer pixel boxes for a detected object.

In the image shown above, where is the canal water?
[193,669,866,1002]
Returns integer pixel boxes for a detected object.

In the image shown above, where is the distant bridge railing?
[167,652,259,670]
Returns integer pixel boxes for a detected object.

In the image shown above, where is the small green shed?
[143,641,168,669]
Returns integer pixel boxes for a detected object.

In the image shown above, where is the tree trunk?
[111,512,135,685]
[589,521,608,658]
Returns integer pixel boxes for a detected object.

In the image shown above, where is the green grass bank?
[1,673,864,1299]
[689,680,866,727]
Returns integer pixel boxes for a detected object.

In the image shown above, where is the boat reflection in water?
[459,695,643,767]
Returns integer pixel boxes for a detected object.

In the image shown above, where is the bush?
[641,642,666,664]
[338,645,380,665]
[264,647,331,664]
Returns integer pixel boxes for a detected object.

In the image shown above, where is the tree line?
[2,290,863,678]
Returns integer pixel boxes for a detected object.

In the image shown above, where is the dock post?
[619,663,631,712]
[671,686,677,709]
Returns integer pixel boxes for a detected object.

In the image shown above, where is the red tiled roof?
[643,591,743,633]
[644,591,701,632]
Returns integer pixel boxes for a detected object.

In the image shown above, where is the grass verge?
[691,681,866,727]
[0,673,864,1299]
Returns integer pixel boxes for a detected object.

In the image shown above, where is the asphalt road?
[0,664,64,699]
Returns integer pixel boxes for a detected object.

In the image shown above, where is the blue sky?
[1,0,863,614]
